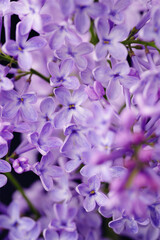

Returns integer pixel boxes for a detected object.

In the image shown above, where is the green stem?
[121,39,160,53]
[30,68,50,82]
[0,52,50,82]
[5,172,40,220]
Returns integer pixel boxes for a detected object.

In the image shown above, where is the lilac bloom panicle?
[3,22,47,70]
[54,86,92,129]
[48,59,80,89]
[33,151,63,191]
[2,90,38,122]
[76,175,108,212]
[95,18,128,60]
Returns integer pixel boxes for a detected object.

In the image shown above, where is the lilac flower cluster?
[1,0,160,239]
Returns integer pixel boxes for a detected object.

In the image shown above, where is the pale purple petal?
[109,25,128,42]
[40,174,53,191]
[10,2,29,15]
[113,61,130,75]
[44,228,59,240]
[73,106,92,124]
[19,217,35,230]
[4,40,18,56]
[107,79,123,101]
[54,109,72,129]
[88,175,100,191]
[0,160,11,173]
[18,51,32,70]
[54,87,71,105]
[60,59,73,77]
[60,230,78,240]
[25,36,47,51]
[96,18,110,40]
[76,183,89,196]
[87,2,104,19]
[95,192,107,206]
[72,86,88,105]
[75,55,87,70]
[74,10,90,34]
[2,103,19,119]
[19,14,33,35]
[48,61,60,77]
[40,97,55,115]
[109,218,125,234]
[109,43,127,60]
[21,103,37,122]
[64,76,80,90]
[0,77,14,91]
[95,42,108,60]
[0,137,8,158]
[75,42,93,56]
[49,29,65,50]
[83,196,96,212]
[65,159,81,172]
[0,174,7,188]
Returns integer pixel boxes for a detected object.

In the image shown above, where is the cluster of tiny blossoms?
[1,0,160,239]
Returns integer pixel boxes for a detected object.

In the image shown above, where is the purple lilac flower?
[48,59,80,89]
[74,0,104,34]
[100,0,131,24]
[10,0,49,35]
[2,90,38,122]
[39,97,56,124]
[3,22,47,69]
[51,202,77,232]
[93,61,139,101]
[142,7,160,48]
[54,86,92,129]
[33,151,63,191]
[44,22,81,50]
[95,18,128,60]
[12,157,31,174]
[56,42,94,71]
[76,175,107,212]
[61,124,90,154]
[0,201,40,239]
[29,122,63,155]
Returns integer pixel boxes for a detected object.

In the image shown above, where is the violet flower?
[74,0,104,34]
[33,151,63,191]
[48,59,80,89]
[3,22,47,70]
[76,175,108,212]
[10,0,49,35]
[2,90,38,122]
[29,122,63,155]
[95,18,128,60]
[56,42,94,71]
[54,86,92,129]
